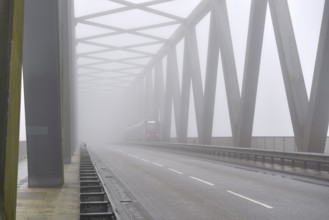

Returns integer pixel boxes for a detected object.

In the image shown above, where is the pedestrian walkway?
[16,151,80,220]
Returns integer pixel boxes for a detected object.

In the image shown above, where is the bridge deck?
[15,151,80,220]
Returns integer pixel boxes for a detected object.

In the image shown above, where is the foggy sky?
[20,0,326,143]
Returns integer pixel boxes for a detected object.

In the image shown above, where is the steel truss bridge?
[1,0,329,219]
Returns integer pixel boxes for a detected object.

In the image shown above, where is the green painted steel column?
[0,0,24,219]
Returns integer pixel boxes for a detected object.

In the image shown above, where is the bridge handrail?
[128,142,329,173]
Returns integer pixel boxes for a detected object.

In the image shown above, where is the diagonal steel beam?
[303,1,329,153]
[167,47,182,138]
[236,0,267,148]
[177,38,192,143]
[78,20,167,41]
[76,0,177,21]
[77,20,180,41]
[145,70,154,118]
[162,56,174,141]
[185,28,204,139]
[200,10,220,145]
[110,0,185,22]
[79,40,162,56]
[135,0,212,80]
[213,0,241,144]
[268,0,309,151]
[154,60,165,121]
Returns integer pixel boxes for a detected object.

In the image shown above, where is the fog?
[20,0,327,150]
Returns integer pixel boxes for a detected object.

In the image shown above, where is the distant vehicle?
[124,119,161,142]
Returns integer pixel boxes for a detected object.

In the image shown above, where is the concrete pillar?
[23,0,64,187]
[0,0,24,218]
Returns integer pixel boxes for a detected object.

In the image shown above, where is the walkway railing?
[127,142,329,180]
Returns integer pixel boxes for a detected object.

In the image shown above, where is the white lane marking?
[141,159,149,162]
[168,168,183,175]
[226,190,273,209]
[189,176,214,186]
[133,156,139,159]
[152,162,164,167]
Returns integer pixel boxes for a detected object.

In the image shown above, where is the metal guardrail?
[129,142,329,175]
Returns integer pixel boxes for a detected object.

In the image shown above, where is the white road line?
[226,190,273,209]
[189,176,214,186]
[168,168,183,175]
[141,159,149,162]
[133,156,139,159]
[152,162,164,167]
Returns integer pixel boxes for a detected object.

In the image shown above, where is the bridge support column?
[23,0,64,187]
[0,0,24,218]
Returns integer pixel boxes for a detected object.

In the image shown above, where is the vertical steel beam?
[184,29,204,139]
[167,47,182,138]
[154,61,165,121]
[237,0,267,148]
[162,56,173,141]
[200,10,220,145]
[139,80,145,121]
[145,71,153,118]
[69,0,78,155]
[131,84,139,123]
[177,38,192,143]
[303,1,329,153]
[213,0,241,145]
[0,0,24,218]
[130,86,137,124]
[59,0,74,163]
[135,83,141,123]
[161,48,183,140]
[23,0,64,187]
[268,0,309,151]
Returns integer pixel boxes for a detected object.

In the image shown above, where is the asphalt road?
[90,144,329,220]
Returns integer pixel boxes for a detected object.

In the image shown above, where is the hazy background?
[19,0,327,150]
